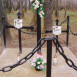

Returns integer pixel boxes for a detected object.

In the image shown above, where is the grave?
[0,47,77,77]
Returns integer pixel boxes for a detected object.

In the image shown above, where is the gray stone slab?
[0,47,77,77]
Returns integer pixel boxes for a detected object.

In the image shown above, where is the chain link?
[66,59,74,67]
[53,39,77,71]
[21,30,37,35]
[69,25,77,36]
[58,19,67,26]
[72,65,77,71]
[0,38,46,72]
[2,66,13,72]
[21,30,53,35]
[0,37,77,72]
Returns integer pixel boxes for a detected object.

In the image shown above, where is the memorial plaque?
[53,26,61,35]
[14,19,23,29]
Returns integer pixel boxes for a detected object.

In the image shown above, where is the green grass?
[7,10,77,32]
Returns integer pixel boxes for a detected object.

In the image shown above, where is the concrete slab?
[0,47,77,77]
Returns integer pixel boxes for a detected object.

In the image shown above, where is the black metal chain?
[69,25,77,36]
[0,36,77,72]
[21,30,37,35]
[0,38,46,72]
[21,28,54,35]
[21,18,66,35]
[53,39,77,71]
[0,23,4,37]
[21,30,49,35]
[58,19,67,26]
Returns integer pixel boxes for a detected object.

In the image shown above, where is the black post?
[37,10,41,53]
[17,12,22,54]
[56,19,59,53]
[17,12,21,19]
[46,40,52,77]
[2,16,6,48]
[66,15,69,47]
[18,29,22,54]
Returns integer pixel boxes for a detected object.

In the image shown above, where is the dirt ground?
[0,28,77,57]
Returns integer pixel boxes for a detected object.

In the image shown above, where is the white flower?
[43,59,46,63]
[31,0,45,18]
[39,10,45,18]
[37,66,40,69]
[31,63,36,67]
[39,14,43,18]
[42,59,46,64]
[30,53,47,71]
[42,61,44,64]
[32,58,37,62]
[35,0,40,5]
[37,62,40,64]
[40,10,44,15]
[42,11,44,15]
[40,15,43,18]
[40,4,43,6]
[34,4,39,9]
[37,54,40,58]
[32,3,35,6]
[40,65,44,69]
[30,0,34,2]
[39,12,43,18]
[40,55,43,59]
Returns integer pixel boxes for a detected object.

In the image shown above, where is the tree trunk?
[2,0,11,13]
[64,0,67,18]
[24,0,27,12]
[0,0,11,46]
[0,0,5,31]
[44,0,53,31]
[19,0,24,18]
[29,0,31,10]
[59,0,61,10]
[7,0,12,13]
[66,0,70,10]
[55,0,59,18]
[2,0,7,13]
[30,10,37,31]
[52,0,55,14]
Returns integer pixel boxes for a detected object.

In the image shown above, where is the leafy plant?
[30,54,47,71]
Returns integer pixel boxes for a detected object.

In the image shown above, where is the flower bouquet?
[30,0,45,18]
[30,54,47,71]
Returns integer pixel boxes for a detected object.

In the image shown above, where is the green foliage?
[31,0,45,18]
[30,54,47,71]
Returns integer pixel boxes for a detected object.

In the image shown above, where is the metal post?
[56,19,59,53]
[17,12,22,53]
[66,15,69,47]
[2,16,6,48]
[37,10,41,53]
[18,29,22,54]
[46,40,52,77]
[17,12,21,19]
